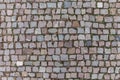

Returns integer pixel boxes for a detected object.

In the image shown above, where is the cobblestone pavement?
[0,0,120,80]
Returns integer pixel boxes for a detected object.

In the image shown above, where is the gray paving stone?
[61,55,68,61]
[64,41,72,48]
[64,0,72,8]
[0,0,119,80]
[37,35,44,41]
[47,3,56,8]
[0,4,6,9]
[85,40,92,46]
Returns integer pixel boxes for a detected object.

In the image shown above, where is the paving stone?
[52,55,60,60]
[114,16,120,22]
[72,21,80,27]
[93,35,99,41]
[85,40,92,46]
[16,61,23,66]
[7,10,13,15]
[48,28,57,34]
[61,55,68,61]
[64,41,72,48]
[11,55,18,61]
[109,0,117,2]
[53,67,60,73]
[78,35,85,40]
[43,73,49,78]
[97,2,103,8]
[69,28,77,33]
[100,9,108,14]
[0,67,5,71]
[37,35,44,41]
[16,43,22,48]
[4,56,9,61]
[68,48,75,54]
[38,21,46,27]
[47,3,56,8]
[104,17,113,22]
[100,35,108,41]
[92,74,97,79]
[39,3,46,8]
[39,67,45,72]
[64,0,72,8]
[0,4,6,9]
[0,0,119,80]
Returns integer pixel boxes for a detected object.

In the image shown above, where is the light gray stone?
[39,67,45,72]
[47,3,56,8]
[48,28,57,33]
[64,1,71,8]
[0,4,6,9]
[61,55,68,61]
[37,35,44,41]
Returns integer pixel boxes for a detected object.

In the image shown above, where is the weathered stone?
[39,67,45,72]
[47,3,56,8]
[64,41,72,48]
[48,28,57,33]
[73,21,80,27]
[16,61,23,66]
[97,2,103,8]
[85,40,92,46]
[37,35,44,41]
[0,4,6,9]
[64,1,72,8]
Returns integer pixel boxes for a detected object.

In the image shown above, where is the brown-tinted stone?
[72,21,80,27]
[67,48,75,54]
[23,49,33,54]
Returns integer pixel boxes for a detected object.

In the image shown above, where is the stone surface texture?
[0,0,119,80]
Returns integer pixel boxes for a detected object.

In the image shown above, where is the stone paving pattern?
[0,0,120,80]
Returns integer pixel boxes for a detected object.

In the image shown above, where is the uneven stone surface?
[0,0,119,80]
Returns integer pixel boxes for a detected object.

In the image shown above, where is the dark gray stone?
[115,35,120,41]
[85,40,92,46]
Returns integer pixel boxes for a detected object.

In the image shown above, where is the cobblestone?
[0,0,119,80]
